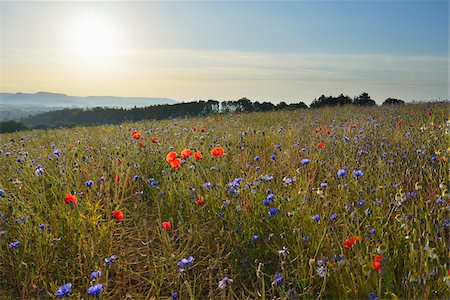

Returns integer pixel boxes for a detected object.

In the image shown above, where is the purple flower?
[436,198,445,205]
[330,213,338,221]
[203,182,212,189]
[134,175,139,181]
[353,170,364,178]
[218,277,233,289]
[254,156,260,161]
[104,255,117,268]
[39,223,46,230]
[53,149,61,156]
[268,207,278,216]
[252,235,259,242]
[178,256,195,272]
[301,158,311,165]
[55,283,72,298]
[274,273,283,284]
[302,236,310,242]
[171,292,179,300]
[337,169,347,177]
[87,283,103,296]
[85,180,94,187]
[90,270,101,279]
[271,154,277,160]
[312,214,320,222]
[9,241,20,249]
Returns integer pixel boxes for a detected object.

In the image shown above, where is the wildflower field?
[0,103,449,299]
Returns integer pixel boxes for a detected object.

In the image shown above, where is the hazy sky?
[0,0,448,104]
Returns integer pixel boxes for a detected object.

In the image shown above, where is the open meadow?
[0,103,449,299]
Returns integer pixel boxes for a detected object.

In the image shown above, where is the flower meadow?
[0,103,449,299]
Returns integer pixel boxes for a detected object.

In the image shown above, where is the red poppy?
[112,209,124,221]
[64,193,77,206]
[196,198,204,206]
[200,127,206,132]
[67,143,73,148]
[162,221,171,231]
[397,120,403,126]
[194,151,203,161]
[151,137,159,143]
[317,141,325,149]
[170,158,181,169]
[326,129,331,134]
[372,261,382,272]
[427,111,432,116]
[115,175,120,182]
[166,151,177,163]
[132,132,141,139]
[210,147,224,157]
[181,148,192,158]
[139,141,145,148]
[353,236,361,242]
[193,127,197,132]
[374,255,383,262]
[344,238,355,249]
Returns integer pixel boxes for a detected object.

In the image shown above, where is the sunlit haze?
[0,1,448,104]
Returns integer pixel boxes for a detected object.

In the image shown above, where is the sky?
[0,0,448,105]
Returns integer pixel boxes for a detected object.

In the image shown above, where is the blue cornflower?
[320,182,328,188]
[268,207,278,216]
[9,241,20,249]
[267,193,275,201]
[436,198,445,205]
[53,149,61,156]
[90,270,101,279]
[203,182,212,189]
[171,292,179,300]
[337,169,347,177]
[274,273,283,284]
[85,180,93,187]
[252,235,259,242]
[358,200,366,207]
[0,188,3,196]
[254,156,260,161]
[218,277,233,289]
[263,199,270,206]
[369,292,379,300]
[353,170,364,178]
[134,175,139,181]
[312,214,320,222]
[316,266,328,277]
[301,158,311,165]
[302,236,311,242]
[87,283,103,296]
[330,213,338,221]
[271,154,277,161]
[39,223,46,230]
[178,256,195,272]
[35,165,44,176]
[55,283,72,298]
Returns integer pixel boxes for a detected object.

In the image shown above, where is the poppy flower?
[139,141,145,148]
[151,137,159,143]
[427,111,432,116]
[372,261,382,272]
[181,149,192,158]
[200,128,206,132]
[67,143,73,148]
[196,199,204,206]
[166,151,177,163]
[194,151,203,161]
[344,238,355,249]
[374,255,383,262]
[115,175,120,182]
[170,158,181,169]
[353,236,361,242]
[193,127,197,132]
[162,221,171,231]
[211,147,224,157]
[112,209,124,221]
[317,141,325,149]
[397,120,403,126]
[326,129,331,134]
[65,194,77,206]
[132,132,141,139]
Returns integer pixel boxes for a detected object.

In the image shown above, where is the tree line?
[1,94,406,133]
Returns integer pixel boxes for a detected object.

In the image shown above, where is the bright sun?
[69,17,117,59]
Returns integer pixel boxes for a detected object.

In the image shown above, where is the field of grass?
[0,103,449,299]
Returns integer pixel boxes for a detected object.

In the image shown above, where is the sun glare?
[69,17,117,59]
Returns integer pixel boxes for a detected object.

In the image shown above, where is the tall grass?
[0,103,449,299]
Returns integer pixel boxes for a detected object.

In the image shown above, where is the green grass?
[0,103,449,299]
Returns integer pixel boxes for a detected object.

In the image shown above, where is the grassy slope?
[0,103,449,299]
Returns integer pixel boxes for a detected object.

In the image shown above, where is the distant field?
[0,103,448,299]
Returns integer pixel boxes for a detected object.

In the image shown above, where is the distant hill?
[0,91,177,107]
[0,92,178,120]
